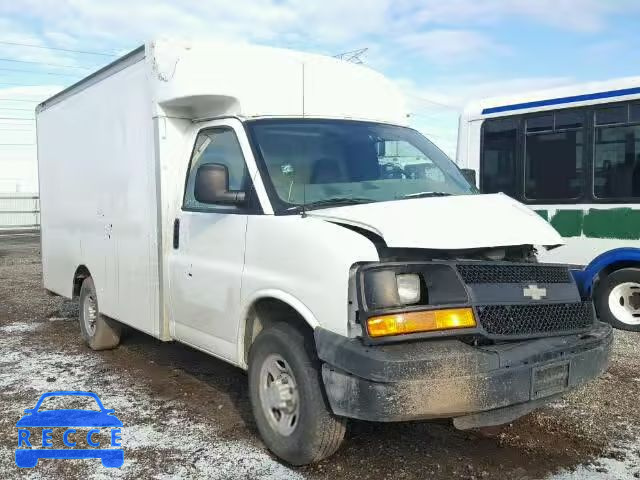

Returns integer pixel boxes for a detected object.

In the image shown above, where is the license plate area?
[531,361,570,400]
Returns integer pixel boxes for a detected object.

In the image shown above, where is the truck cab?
[37,39,612,466]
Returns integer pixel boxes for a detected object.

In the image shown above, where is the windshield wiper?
[287,197,374,211]
[402,191,452,199]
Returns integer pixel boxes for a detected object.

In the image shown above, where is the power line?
[0,98,41,102]
[0,67,80,77]
[0,40,118,57]
[0,57,92,70]
[421,131,456,140]
[408,94,459,111]
[408,111,454,120]
[0,107,34,112]
[0,116,35,120]
[0,143,36,146]
[0,81,63,87]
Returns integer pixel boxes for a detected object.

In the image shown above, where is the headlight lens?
[367,308,476,338]
[396,273,421,305]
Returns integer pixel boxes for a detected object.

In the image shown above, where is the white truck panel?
[150,39,408,125]
[38,56,162,338]
[240,214,379,364]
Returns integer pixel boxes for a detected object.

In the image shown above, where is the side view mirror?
[194,163,246,205]
[460,168,477,187]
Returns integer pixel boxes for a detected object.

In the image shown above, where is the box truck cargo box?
[37,39,611,465]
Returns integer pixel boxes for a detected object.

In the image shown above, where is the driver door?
[168,121,260,362]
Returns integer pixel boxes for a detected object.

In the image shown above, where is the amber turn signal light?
[367,308,476,338]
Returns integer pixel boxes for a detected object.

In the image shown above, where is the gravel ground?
[1,233,640,479]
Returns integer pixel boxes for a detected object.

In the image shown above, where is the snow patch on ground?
[0,320,300,479]
[0,321,41,334]
[549,442,640,480]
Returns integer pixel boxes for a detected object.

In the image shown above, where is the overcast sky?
[1,0,640,192]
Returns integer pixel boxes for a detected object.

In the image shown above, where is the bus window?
[630,104,640,123]
[526,114,553,133]
[480,118,519,198]
[596,105,627,125]
[525,129,584,200]
[555,110,584,130]
[594,124,640,199]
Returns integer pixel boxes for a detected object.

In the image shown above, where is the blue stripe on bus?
[481,86,640,115]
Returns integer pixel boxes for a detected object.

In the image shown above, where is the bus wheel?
[595,268,640,331]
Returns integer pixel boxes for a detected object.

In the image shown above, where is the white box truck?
[37,39,612,465]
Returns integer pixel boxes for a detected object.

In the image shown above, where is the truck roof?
[37,39,408,125]
[461,75,640,121]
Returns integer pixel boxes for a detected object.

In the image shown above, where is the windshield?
[247,119,476,213]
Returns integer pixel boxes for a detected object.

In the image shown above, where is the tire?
[248,322,346,465]
[594,267,640,332]
[79,277,121,350]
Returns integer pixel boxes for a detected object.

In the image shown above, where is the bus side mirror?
[461,168,477,187]
[194,164,246,205]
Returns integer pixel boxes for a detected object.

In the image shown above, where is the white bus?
[457,77,640,331]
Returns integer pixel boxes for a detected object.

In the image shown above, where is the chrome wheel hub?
[259,354,299,436]
[609,282,640,325]
[82,293,98,335]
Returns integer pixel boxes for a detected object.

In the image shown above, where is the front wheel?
[595,268,640,331]
[248,323,346,465]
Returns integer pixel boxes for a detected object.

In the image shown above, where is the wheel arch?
[72,265,92,298]
[575,248,640,298]
[238,290,319,369]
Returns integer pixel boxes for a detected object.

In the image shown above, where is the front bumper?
[315,321,612,426]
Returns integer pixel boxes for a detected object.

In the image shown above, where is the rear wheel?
[248,322,346,465]
[79,277,121,350]
[595,268,640,331]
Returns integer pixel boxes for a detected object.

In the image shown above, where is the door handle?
[173,218,180,249]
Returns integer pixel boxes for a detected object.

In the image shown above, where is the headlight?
[396,273,421,305]
[356,263,473,341]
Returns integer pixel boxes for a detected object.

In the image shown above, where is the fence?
[0,194,40,230]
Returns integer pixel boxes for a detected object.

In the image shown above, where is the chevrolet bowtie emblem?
[523,284,547,300]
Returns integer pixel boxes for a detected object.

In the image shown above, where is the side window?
[594,103,640,199]
[524,110,584,201]
[480,118,519,199]
[183,128,250,211]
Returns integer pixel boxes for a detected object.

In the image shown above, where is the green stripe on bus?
[535,210,548,221]
[535,208,640,239]
[550,210,583,237]
[583,208,640,240]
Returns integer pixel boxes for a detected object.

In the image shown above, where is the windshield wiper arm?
[287,197,374,211]
[402,191,452,199]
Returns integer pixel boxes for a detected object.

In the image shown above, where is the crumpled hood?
[307,193,563,250]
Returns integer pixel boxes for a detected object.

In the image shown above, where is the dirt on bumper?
[316,322,612,423]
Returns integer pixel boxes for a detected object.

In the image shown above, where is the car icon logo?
[15,391,123,468]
